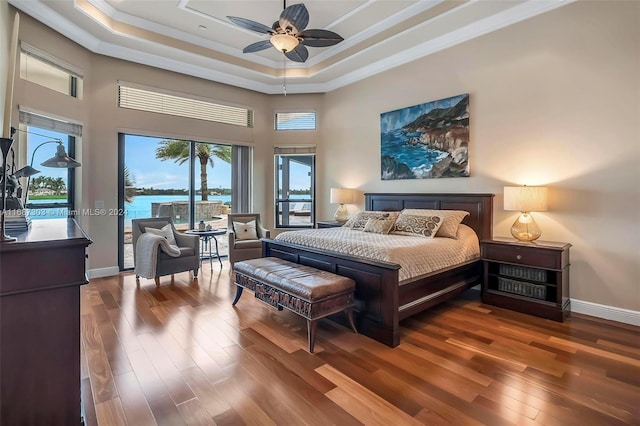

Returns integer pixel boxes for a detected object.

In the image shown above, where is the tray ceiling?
[9,0,574,94]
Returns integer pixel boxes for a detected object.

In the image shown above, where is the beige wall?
[1,0,11,135]
[321,1,640,311]
[6,1,639,312]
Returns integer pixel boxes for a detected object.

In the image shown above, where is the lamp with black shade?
[0,127,81,238]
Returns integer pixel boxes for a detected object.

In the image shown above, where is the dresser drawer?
[482,243,562,270]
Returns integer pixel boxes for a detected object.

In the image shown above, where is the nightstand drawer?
[482,244,562,270]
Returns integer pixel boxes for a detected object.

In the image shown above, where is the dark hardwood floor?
[81,262,640,425]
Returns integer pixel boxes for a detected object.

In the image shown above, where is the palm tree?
[155,141,231,201]
[124,166,136,204]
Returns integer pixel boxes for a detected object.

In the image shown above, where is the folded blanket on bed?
[135,232,181,279]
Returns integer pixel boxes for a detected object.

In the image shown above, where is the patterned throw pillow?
[145,224,177,246]
[233,220,258,240]
[345,211,399,231]
[400,209,470,238]
[390,214,443,238]
[363,217,396,234]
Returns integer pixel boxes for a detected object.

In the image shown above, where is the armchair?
[227,213,270,268]
[131,217,200,286]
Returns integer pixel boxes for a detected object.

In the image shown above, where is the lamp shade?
[270,34,299,52]
[40,143,81,168]
[330,188,353,205]
[504,186,548,212]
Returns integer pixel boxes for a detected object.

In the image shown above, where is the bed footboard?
[262,238,402,347]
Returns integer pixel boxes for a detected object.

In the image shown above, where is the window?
[118,133,245,270]
[275,147,315,228]
[118,82,254,127]
[275,112,316,130]
[19,111,81,219]
[20,43,83,99]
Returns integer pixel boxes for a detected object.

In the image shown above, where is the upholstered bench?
[232,257,357,353]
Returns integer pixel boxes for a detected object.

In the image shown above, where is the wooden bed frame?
[261,193,494,347]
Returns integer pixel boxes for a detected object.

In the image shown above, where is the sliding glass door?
[118,133,233,270]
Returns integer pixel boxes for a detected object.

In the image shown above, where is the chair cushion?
[234,220,258,240]
[145,224,177,246]
[234,239,262,249]
[158,246,195,261]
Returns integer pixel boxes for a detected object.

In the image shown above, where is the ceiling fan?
[227,2,344,62]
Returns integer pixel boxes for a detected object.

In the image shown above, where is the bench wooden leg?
[307,319,318,353]
[346,308,357,333]
[232,286,243,306]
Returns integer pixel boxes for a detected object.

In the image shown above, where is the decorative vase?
[206,224,212,231]
[198,220,206,231]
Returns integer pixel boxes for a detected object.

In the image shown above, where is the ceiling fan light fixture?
[270,33,299,52]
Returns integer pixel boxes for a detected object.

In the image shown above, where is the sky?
[125,134,232,190]
[380,93,467,133]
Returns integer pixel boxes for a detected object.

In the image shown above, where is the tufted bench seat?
[232,257,357,353]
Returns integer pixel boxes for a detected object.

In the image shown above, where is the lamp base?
[334,204,349,223]
[510,213,542,242]
[1,233,17,242]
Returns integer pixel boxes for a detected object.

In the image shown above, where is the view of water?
[26,194,309,226]
[381,129,448,173]
[124,194,231,226]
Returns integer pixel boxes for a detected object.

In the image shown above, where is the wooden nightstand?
[481,238,571,321]
[316,221,345,228]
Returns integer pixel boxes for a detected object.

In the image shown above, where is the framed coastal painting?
[380,94,469,180]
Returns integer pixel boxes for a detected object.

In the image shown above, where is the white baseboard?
[87,266,120,279]
[571,298,640,326]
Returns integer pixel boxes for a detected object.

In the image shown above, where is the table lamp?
[330,188,354,223]
[504,186,548,242]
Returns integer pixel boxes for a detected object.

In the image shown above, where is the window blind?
[274,146,316,155]
[19,110,83,137]
[275,112,316,130]
[118,83,253,128]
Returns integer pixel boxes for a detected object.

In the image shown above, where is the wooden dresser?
[0,218,92,425]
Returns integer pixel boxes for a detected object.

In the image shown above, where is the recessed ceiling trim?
[307,0,446,67]
[324,0,578,92]
[87,0,280,68]
[10,0,101,51]
[323,0,375,30]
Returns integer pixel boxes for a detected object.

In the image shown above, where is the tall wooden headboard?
[365,193,495,241]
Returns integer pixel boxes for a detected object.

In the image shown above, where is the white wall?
[320,1,639,311]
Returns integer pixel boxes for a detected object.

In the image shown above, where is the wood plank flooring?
[82,263,640,425]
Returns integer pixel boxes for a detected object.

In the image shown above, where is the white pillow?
[145,224,177,246]
[233,220,258,240]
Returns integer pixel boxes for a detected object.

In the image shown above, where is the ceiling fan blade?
[299,29,344,47]
[284,44,309,62]
[242,40,273,53]
[227,16,273,34]
[279,3,309,33]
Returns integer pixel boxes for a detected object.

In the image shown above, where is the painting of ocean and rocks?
[380,94,469,179]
